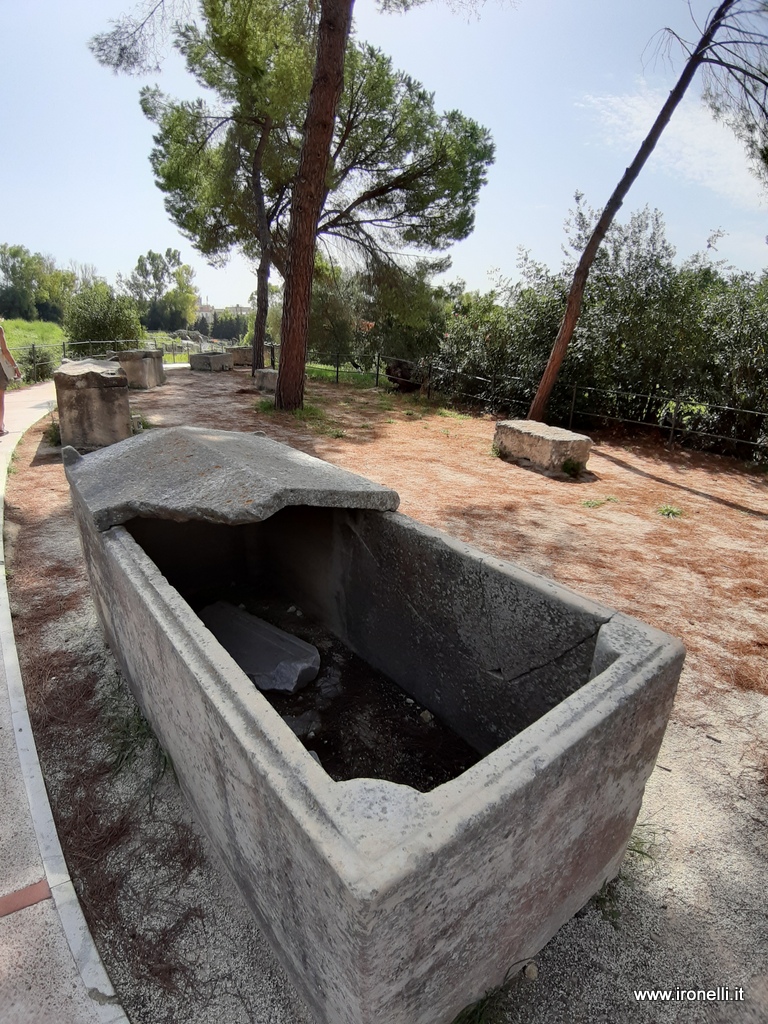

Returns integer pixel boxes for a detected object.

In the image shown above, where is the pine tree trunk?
[276,0,354,411]
[527,0,736,422]
[252,250,268,372]
[250,119,273,375]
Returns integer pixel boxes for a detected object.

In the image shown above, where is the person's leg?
[0,388,6,434]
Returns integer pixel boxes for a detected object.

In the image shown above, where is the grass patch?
[591,822,661,929]
[436,407,470,420]
[562,458,585,478]
[43,419,61,447]
[305,364,376,388]
[256,398,276,414]
[2,318,65,354]
[657,504,683,518]
[292,402,325,422]
[582,496,619,509]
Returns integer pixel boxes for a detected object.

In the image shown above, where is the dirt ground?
[5,367,768,1024]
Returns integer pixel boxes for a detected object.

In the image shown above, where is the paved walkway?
[0,383,128,1023]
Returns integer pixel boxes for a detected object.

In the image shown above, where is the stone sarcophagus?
[64,427,684,1024]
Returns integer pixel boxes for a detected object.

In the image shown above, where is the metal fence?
[10,335,236,382]
[301,350,768,459]
[567,384,768,456]
[12,337,767,458]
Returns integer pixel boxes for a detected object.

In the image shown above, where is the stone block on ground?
[189,352,234,372]
[252,368,278,392]
[226,346,254,367]
[494,419,592,473]
[113,349,166,389]
[199,601,320,693]
[54,358,132,452]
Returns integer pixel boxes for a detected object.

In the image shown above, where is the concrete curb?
[0,383,129,1023]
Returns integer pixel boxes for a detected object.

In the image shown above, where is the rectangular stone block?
[494,419,592,472]
[64,429,684,1024]
[253,368,278,392]
[199,601,320,693]
[189,352,234,372]
[226,346,254,367]
[54,359,132,452]
[114,349,166,389]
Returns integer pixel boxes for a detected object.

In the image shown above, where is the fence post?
[668,400,677,448]
[569,385,577,430]
[427,363,433,400]
[336,349,340,384]
[375,353,380,388]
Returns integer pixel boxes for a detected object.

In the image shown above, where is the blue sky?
[1,0,765,307]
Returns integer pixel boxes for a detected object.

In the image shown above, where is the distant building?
[194,302,251,326]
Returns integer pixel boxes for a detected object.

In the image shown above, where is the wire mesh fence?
[302,349,767,460]
[9,335,766,459]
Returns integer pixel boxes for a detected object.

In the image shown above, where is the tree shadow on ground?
[592,450,768,519]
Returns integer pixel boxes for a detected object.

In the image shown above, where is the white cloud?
[582,83,765,211]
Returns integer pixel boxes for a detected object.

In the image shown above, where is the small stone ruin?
[112,349,166,390]
[54,359,133,451]
[252,368,278,392]
[494,419,592,473]
[189,352,234,372]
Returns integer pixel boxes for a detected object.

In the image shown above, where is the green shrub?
[63,283,143,352]
[562,458,584,477]
[17,346,56,383]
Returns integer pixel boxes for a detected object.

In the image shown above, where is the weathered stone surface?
[61,426,400,531]
[54,359,132,451]
[494,419,592,472]
[253,368,278,392]
[226,346,253,367]
[199,601,320,693]
[64,431,685,1024]
[190,352,234,372]
[113,349,166,389]
[54,358,127,389]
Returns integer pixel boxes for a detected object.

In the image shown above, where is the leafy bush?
[431,201,768,454]
[63,283,143,351]
[17,346,56,382]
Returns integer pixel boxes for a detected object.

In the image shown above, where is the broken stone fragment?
[199,601,320,693]
[283,710,322,739]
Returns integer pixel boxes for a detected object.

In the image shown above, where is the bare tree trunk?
[250,118,274,374]
[528,0,736,422]
[252,250,269,372]
[276,0,354,411]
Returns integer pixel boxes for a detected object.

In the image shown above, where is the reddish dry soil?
[124,368,768,709]
[6,366,767,730]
